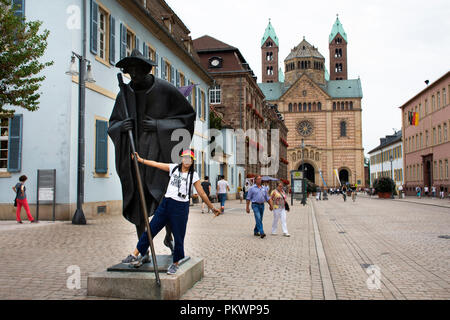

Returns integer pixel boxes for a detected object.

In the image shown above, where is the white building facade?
[0,0,213,220]
[368,131,404,188]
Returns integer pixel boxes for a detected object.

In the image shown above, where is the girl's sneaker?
[122,254,138,264]
[167,263,179,275]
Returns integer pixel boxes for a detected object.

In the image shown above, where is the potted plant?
[373,177,395,199]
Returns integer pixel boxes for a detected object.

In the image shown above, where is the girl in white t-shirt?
[122,149,220,275]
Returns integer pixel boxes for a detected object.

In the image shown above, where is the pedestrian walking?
[351,186,357,202]
[416,186,421,198]
[246,175,273,239]
[270,182,290,237]
[431,185,436,198]
[12,175,35,224]
[342,185,347,202]
[238,186,244,204]
[122,150,220,274]
[398,185,403,199]
[316,186,321,201]
[439,186,445,199]
[217,175,230,213]
[424,186,429,197]
[200,176,211,213]
[243,182,249,200]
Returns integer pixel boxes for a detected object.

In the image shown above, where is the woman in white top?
[270,182,290,237]
[122,149,220,275]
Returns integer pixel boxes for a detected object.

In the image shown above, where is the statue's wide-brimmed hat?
[116,49,157,68]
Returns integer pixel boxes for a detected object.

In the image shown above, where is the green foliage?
[209,111,223,130]
[305,179,318,193]
[0,0,54,115]
[373,177,395,193]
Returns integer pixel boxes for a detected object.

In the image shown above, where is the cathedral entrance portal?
[298,163,315,183]
[339,169,349,185]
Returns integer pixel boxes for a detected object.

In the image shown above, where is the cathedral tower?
[261,19,279,83]
[329,15,348,80]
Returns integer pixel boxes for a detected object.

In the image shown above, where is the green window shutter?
[109,15,116,64]
[95,120,108,173]
[143,42,148,58]
[90,0,98,55]
[7,114,23,172]
[176,70,180,87]
[196,87,200,116]
[161,57,165,80]
[202,90,206,119]
[155,52,159,77]
[135,37,140,52]
[187,80,192,104]
[120,23,127,60]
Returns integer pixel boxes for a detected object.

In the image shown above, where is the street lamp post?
[65,0,95,225]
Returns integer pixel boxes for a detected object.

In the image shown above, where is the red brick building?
[193,35,288,182]
[400,71,450,196]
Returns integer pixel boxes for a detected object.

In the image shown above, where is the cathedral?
[258,17,364,187]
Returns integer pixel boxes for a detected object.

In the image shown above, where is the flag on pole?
[177,84,196,97]
[408,111,419,126]
[334,169,341,186]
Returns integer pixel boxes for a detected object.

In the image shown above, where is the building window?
[209,85,221,104]
[433,127,436,145]
[266,66,274,75]
[443,88,447,106]
[445,159,449,179]
[288,103,292,112]
[303,103,307,112]
[318,102,322,111]
[437,92,441,109]
[438,125,442,143]
[0,118,9,171]
[333,102,336,110]
[432,95,435,112]
[439,160,443,180]
[444,123,448,141]
[266,52,273,61]
[340,121,347,137]
[164,60,171,82]
[98,8,109,61]
[425,130,429,146]
[126,29,134,57]
[433,161,437,179]
[420,132,423,148]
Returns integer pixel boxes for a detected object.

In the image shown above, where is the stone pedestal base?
[87,257,204,300]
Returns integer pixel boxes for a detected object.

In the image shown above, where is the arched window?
[340,121,347,137]
[298,61,301,69]
[313,102,316,111]
[303,103,307,111]
[345,101,349,110]
[318,102,322,111]
[293,103,297,112]
[308,103,311,111]
[308,61,311,69]
[288,103,292,112]
[315,153,319,161]
[349,101,353,110]
[333,102,336,110]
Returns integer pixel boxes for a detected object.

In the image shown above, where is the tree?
[0,0,53,115]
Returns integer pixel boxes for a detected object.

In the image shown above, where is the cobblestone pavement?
[314,194,450,300]
[0,196,448,300]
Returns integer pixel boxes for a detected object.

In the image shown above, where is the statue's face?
[126,63,150,83]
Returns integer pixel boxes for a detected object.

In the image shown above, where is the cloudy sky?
[165,0,450,155]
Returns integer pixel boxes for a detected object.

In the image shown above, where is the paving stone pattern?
[0,195,448,300]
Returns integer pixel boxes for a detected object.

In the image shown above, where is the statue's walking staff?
[117,73,160,286]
